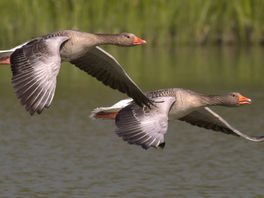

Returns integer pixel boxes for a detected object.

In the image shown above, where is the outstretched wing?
[10,36,69,115]
[70,46,152,108]
[115,96,175,149]
[179,107,236,135]
[179,107,264,142]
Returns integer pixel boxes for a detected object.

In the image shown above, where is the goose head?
[117,33,146,46]
[221,92,252,107]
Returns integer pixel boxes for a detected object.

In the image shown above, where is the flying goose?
[90,88,264,149]
[0,30,152,114]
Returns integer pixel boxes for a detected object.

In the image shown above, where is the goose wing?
[179,107,264,142]
[115,96,175,149]
[0,41,29,64]
[70,46,152,108]
[10,36,69,115]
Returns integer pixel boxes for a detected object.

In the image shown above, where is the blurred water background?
[0,0,263,197]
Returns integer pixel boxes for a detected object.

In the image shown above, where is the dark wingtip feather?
[159,142,166,149]
[141,145,150,150]
[140,141,165,150]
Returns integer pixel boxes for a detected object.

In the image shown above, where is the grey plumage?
[179,108,236,135]
[7,30,151,114]
[113,88,264,149]
[116,96,175,149]
[11,36,69,115]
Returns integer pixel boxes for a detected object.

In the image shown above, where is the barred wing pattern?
[115,97,175,149]
[10,36,69,115]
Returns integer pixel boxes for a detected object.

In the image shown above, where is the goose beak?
[133,36,146,45]
[239,95,252,105]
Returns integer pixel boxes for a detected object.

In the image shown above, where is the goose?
[0,30,152,115]
[90,88,264,149]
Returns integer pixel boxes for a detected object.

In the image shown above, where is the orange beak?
[238,95,252,105]
[133,36,146,45]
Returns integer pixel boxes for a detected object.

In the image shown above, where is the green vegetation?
[0,0,264,47]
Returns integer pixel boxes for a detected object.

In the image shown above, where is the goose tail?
[90,98,133,120]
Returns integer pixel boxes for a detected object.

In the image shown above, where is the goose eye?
[124,35,130,39]
[232,94,236,97]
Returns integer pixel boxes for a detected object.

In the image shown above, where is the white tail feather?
[0,41,29,59]
[90,98,132,119]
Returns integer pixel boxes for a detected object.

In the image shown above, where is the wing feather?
[179,107,264,142]
[70,46,152,108]
[10,36,69,115]
[115,96,175,149]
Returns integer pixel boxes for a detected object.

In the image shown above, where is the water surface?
[0,47,263,197]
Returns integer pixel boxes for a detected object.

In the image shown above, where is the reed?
[0,0,264,47]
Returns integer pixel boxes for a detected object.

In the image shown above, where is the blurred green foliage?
[0,0,264,47]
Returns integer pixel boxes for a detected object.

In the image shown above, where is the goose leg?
[94,111,118,119]
[0,56,10,65]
